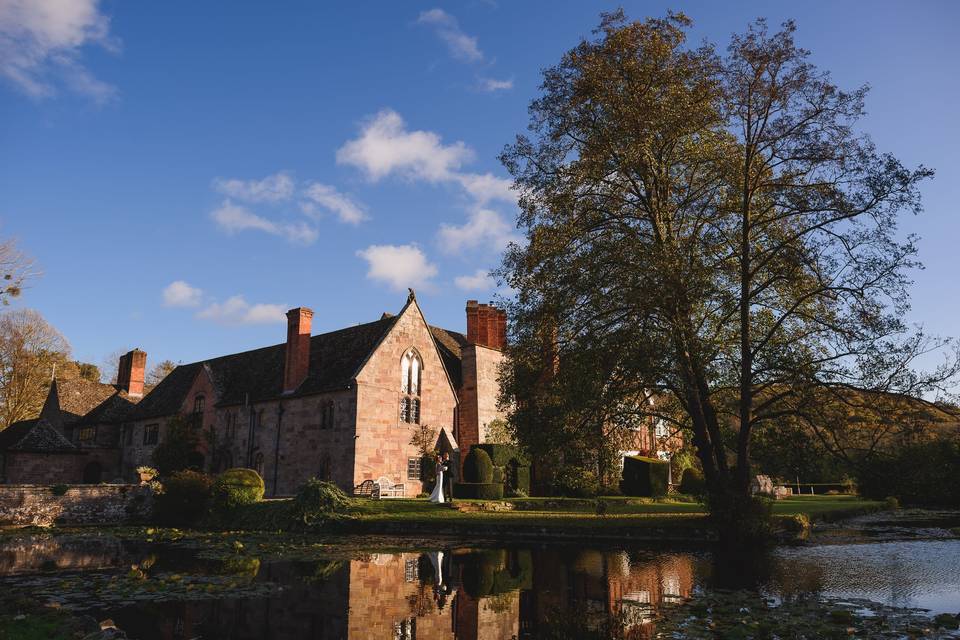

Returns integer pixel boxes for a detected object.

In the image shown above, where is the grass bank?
[221,494,885,542]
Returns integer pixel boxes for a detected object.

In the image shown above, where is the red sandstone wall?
[458,344,507,462]
[354,303,458,495]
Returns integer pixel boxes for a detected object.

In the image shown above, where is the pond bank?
[216,494,888,543]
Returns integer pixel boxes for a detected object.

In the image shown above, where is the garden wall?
[0,484,152,527]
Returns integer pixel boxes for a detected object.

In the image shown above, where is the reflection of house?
[0,373,143,484]
[96,547,694,639]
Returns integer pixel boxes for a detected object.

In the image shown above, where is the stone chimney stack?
[117,349,147,397]
[283,307,313,393]
[465,300,507,350]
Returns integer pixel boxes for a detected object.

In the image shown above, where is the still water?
[1,512,958,639]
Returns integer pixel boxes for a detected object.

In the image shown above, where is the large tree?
[498,12,955,535]
[0,309,71,428]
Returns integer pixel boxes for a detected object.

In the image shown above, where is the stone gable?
[354,300,458,494]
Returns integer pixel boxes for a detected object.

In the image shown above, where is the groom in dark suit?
[441,452,453,504]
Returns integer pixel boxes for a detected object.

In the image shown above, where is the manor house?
[1,293,670,494]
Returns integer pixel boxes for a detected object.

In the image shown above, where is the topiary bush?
[153,470,212,526]
[679,467,706,497]
[463,448,494,483]
[289,478,354,527]
[620,456,669,498]
[452,482,504,500]
[554,465,599,497]
[212,468,265,511]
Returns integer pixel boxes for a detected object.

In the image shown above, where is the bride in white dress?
[429,456,445,504]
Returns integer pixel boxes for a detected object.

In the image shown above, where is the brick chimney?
[117,349,147,397]
[283,307,313,393]
[465,300,507,350]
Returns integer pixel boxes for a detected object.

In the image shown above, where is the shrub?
[706,491,774,546]
[554,465,599,497]
[620,456,669,498]
[884,496,901,510]
[463,448,494,483]
[153,470,212,526]
[151,415,204,477]
[492,467,506,484]
[289,478,354,526]
[212,468,265,511]
[453,482,504,500]
[679,467,706,497]
[859,439,960,507]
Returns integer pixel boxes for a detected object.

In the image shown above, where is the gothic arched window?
[400,349,422,424]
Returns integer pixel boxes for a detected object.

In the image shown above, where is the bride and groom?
[428,452,452,504]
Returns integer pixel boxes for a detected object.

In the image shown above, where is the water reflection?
[2,533,959,638]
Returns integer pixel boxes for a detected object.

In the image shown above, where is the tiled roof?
[0,418,78,453]
[53,378,142,427]
[128,315,400,421]
[429,326,469,390]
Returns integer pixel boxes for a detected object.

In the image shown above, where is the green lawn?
[344,494,882,530]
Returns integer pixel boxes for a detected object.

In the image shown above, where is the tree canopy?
[497,12,957,520]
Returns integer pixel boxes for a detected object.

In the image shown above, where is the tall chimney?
[466,300,480,343]
[283,307,313,393]
[465,300,507,350]
[117,349,147,397]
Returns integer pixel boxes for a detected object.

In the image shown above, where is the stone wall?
[0,484,152,527]
[1,451,86,484]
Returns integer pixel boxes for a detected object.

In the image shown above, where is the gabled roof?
[42,378,143,428]
[128,315,400,421]
[0,418,78,453]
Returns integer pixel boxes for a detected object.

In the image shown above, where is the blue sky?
[1,1,958,375]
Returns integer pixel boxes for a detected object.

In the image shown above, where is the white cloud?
[356,244,438,292]
[478,77,513,92]
[0,0,117,102]
[210,200,318,245]
[455,172,515,205]
[337,109,472,183]
[438,208,519,254]
[301,182,367,225]
[454,269,495,291]
[162,280,203,308]
[417,8,483,63]
[197,296,287,325]
[212,173,295,203]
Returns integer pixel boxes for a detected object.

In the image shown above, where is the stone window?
[320,400,335,429]
[78,426,95,443]
[407,457,421,480]
[225,412,237,440]
[254,452,264,476]
[400,349,422,424]
[144,423,159,445]
[194,394,205,414]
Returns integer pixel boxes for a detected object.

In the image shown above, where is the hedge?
[474,443,528,467]
[473,443,531,495]
[154,470,212,525]
[464,448,494,483]
[621,456,669,498]
[453,482,504,500]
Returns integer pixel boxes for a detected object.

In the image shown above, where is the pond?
[1,511,959,639]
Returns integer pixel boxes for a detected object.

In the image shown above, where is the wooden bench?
[375,476,405,499]
[353,479,376,498]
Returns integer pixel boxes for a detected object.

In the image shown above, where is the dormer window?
[400,349,422,424]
